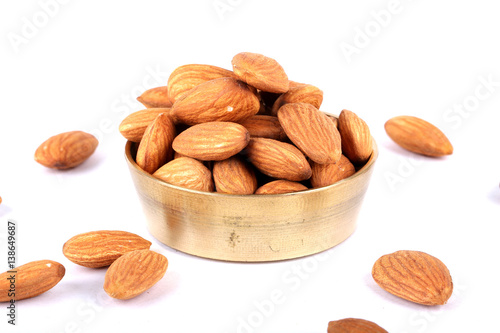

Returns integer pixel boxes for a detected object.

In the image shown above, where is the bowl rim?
[125,137,378,198]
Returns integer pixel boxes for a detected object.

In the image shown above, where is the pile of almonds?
[119,52,373,194]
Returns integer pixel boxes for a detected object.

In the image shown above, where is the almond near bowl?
[124,137,377,262]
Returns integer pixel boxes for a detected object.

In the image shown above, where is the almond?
[62,230,152,268]
[119,108,170,142]
[271,84,323,115]
[231,52,289,93]
[338,109,373,165]
[239,115,287,141]
[213,156,257,194]
[103,249,168,300]
[277,103,342,164]
[171,77,260,125]
[244,137,311,182]
[372,250,453,305]
[255,180,308,195]
[137,86,172,108]
[310,155,356,188]
[167,64,237,104]
[328,318,388,333]
[172,122,250,161]
[34,131,98,170]
[136,113,176,174]
[0,260,65,302]
[153,157,214,192]
[384,116,453,156]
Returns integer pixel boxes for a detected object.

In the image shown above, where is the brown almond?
[167,64,237,104]
[328,318,388,333]
[62,230,152,268]
[103,249,168,300]
[34,131,98,170]
[118,108,170,142]
[0,260,65,302]
[239,115,287,141]
[171,77,260,125]
[213,156,257,194]
[244,137,311,182]
[338,109,373,165]
[231,52,289,93]
[153,157,214,192]
[384,116,453,156]
[271,84,323,115]
[372,250,453,305]
[255,180,308,195]
[137,86,172,108]
[310,155,356,188]
[172,122,250,161]
[277,103,342,164]
[136,113,176,174]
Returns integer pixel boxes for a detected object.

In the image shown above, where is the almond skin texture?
[167,64,237,104]
[310,155,356,188]
[103,249,168,300]
[244,137,311,182]
[372,250,453,306]
[172,122,250,161]
[119,108,170,142]
[34,131,98,169]
[271,84,323,115]
[255,180,308,195]
[171,77,260,125]
[328,318,388,333]
[338,109,373,165]
[153,157,214,192]
[231,52,289,94]
[137,86,172,108]
[239,115,287,141]
[278,103,342,164]
[213,156,257,194]
[385,116,453,156]
[136,113,176,174]
[62,230,152,268]
[0,260,65,302]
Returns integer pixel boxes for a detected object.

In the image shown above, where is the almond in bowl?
[121,52,378,262]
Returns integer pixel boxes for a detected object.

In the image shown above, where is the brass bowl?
[125,138,378,262]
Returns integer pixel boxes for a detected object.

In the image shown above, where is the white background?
[1,0,500,332]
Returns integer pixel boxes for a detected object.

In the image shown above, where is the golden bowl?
[125,138,377,262]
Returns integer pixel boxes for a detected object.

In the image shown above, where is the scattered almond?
[0,260,65,302]
[372,250,453,305]
[385,116,453,157]
[34,131,98,169]
[103,249,168,300]
[328,318,388,333]
[62,230,152,268]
